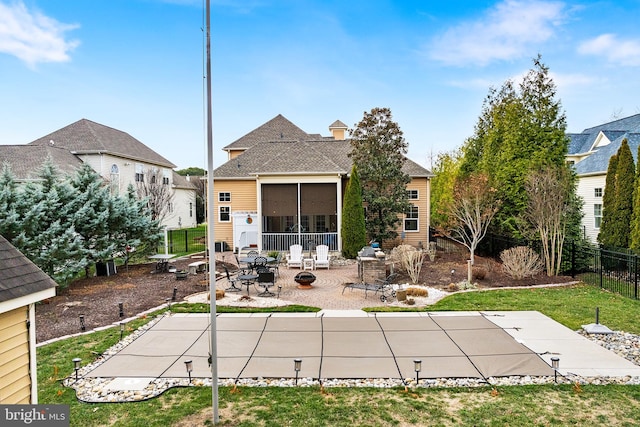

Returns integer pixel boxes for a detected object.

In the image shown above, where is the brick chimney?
[329,120,348,140]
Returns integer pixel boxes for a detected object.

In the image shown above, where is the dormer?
[329,120,348,141]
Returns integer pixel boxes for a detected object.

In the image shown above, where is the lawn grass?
[38,283,640,426]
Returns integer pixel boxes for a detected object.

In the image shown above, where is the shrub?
[500,246,543,279]
[472,266,487,280]
[406,287,428,297]
[390,245,425,283]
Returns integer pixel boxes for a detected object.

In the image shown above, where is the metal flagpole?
[205,0,219,423]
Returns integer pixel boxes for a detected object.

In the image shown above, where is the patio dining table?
[238,256,275,272]
[237,273,259,296]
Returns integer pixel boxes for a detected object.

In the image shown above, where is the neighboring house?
[567,114,640,243]
[213,114,433,253]
[0,235,56,404]
[0,119,197,229]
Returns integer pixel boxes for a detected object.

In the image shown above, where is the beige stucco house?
[213,114,433,253]
[0,119,197,230]
[0,235,56,404]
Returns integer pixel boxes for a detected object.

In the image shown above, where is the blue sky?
[1,0,640,170]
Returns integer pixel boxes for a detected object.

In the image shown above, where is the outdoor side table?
[303,258,315,271]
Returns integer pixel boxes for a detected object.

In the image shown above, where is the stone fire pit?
[294,272,316,289]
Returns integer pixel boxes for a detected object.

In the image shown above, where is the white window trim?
[219,206,231,222]
[403,205,419,232]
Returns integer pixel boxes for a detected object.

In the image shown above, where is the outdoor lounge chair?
[286,244,303,269]
[314,244,330,269]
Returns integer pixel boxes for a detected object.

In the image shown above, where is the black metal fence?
[431,230,640,300]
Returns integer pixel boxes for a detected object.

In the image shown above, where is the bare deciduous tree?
[136,168,174,223]
[523,166,573,276]
[440,173,500,265]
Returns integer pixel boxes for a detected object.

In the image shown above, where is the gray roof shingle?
[0,235,57,304]
[569,114,640,175]
[223,114,311,151]
[28,119,176,168]
[0,145,84,180]
[215,115,433,179]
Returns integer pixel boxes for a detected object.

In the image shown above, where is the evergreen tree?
[459,55,570,236]
[631,145,640,250]
[69,164,117,272]
[431,149,462,228]
[341,165,367,258]
[349,107,411,243]
[0,163,21,241]
[612,139,635,248]
[12,159,85,284]
[598,153,619,247]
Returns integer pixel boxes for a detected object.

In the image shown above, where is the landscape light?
[120,322,125,340]
[119,302,124,318]
[185,360,193,383]
[551,357,560,384]
[79,315,86,332]
[294,358,302,386]
[414,359,422,384]
[72,357,82,382]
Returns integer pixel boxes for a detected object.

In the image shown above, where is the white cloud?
[578,34,640,67]
[429,0,566,66]
[0,1,79,67]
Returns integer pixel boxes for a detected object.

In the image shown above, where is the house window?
[594,188,603,198]
[594,204,602,229]
[110,164,119,194]
[404,205,419,231]
[219,192,231,202]
[219,206,230,222]
[407,190,419,200]
[190,202,193,218]
[135,163,144,183]
[163,169,170,185]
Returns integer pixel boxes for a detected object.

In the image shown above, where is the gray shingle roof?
[0,145,83,180]
[215,114,433,179]
[223,114,311,151]
[569,114,640,175]
[0,235,57,304]
[28,119,176,168]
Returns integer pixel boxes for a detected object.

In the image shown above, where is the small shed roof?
[0,235,57,305]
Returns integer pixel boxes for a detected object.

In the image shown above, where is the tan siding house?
[0,235,57,404]
[213,115,433,253]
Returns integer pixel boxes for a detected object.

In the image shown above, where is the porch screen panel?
[300,183,336,215]
[262,184,297,215]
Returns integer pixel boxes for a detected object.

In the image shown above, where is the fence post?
[571,240,576,278]
[598,248,603,289]
[633,255,638,299]
[184,230,189,253]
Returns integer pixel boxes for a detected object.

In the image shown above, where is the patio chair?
[247,250,259,257]
[234,254,251,274]
[253,256,268,271]
[223,266,241,292]
[286,244,303,269]
[314,244,330,269]
[256,270,276,297]
[267,252,283,278]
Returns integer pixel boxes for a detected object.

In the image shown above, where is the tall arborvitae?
[341,165,367,259]
[598,153,619,247]
[631,145,640,250]
[612,139,635,248]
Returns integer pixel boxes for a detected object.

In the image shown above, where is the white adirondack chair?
[286,244,303,269]
[314,244,330,269]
